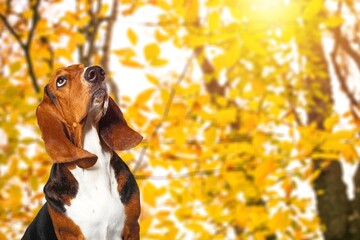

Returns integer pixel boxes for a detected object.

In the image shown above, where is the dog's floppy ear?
[37,86,97,168]
[99,97,142,150]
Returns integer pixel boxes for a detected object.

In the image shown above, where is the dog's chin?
[87,89,109,124]
[92,88,107,106]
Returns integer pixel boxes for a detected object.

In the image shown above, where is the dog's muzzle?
[85,66,109,114]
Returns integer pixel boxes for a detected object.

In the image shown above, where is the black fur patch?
[44,164,78,213]
[120,172,137,204]
[21,203,57,240]
[111,152,138,204]
[45,86,57,105]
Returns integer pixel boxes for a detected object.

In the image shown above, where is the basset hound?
[22,64,142,240]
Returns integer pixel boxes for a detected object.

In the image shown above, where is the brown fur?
[122,191,141,240]
[48,205,85,240]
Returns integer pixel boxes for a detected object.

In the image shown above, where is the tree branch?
[78,0,102,65]
[331,40,359,108]
[0,14,25,49]
[26,0,40,48]
[0,0,41,93]
[332,26,360,71]
[339,38,360,70]
[25,0,41,93]
[100,0,119,101]
[133,54,195,173]
[194,46,225,96]
[135,168,219,180]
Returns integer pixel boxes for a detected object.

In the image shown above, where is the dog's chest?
[65,126,125,240]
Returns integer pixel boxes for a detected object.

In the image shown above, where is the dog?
[22,64,142,240]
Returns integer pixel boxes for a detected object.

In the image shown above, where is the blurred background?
[1,0,360,239]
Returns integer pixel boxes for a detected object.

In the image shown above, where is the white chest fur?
[65,125,125,240]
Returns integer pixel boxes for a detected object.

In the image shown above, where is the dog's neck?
[82,106,109,160]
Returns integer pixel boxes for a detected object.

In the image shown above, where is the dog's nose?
[84,66,105,83]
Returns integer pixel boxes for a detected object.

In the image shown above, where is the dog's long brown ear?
[99,97,142,150]
[37,87,97,168]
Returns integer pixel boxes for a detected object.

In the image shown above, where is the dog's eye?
[56,76,67,88]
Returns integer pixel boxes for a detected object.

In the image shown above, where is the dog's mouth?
[93,88,107,105]
[85,85,109,123]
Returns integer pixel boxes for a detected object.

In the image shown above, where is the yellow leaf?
[141,182,166,207]
[73,32,86,44]
[204,126,216,146]
[7,158,18,176]
[120,152,134,162]
[135,88,155,103]
[30,175,40,190]
[120,59,144,68]
[324,15,344,28]
[215,107,237,125]
[113,48,136,59]
[99,3,110,15]
[213,41,240,71]
[186,222,205,232]
[127,28,138,45]
[160,88,170,103]
[175,206,192,220]
[77,15,90,28]
[324,114,339,130]
[169,102,187,118]
[140,217,152,237]
[208,11,220,30]
[10,61,22,74]
[3,185,22,210]
[23,9,33,19]
[54,47,72,60]
[303,0,323,19]
[342,144,357,162]
[215,96,227,107]
[155,29,170,42]
[145,74,160,85]
[144,43,160,62]
[151,58,168,67]
[185,0,199,23]
[254,160,275,186]
[142,182,157,206]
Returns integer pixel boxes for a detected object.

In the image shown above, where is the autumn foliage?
[1,0,360,239]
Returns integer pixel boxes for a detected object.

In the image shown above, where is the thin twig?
[133,53,195,173]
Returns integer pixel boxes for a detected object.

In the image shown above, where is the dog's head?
[37,64,142,168]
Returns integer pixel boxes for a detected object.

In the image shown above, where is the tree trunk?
[301,21,351,240]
